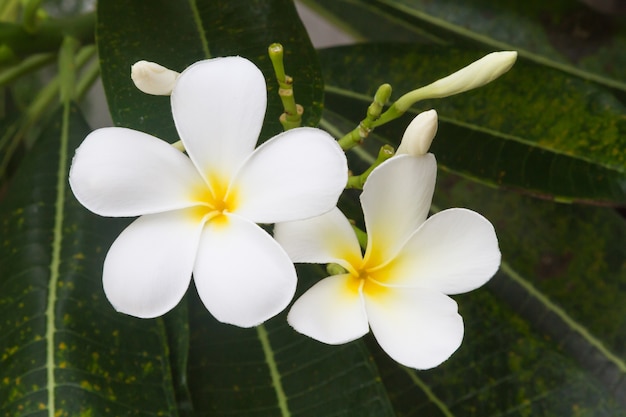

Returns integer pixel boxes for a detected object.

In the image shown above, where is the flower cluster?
[69,52,512,369]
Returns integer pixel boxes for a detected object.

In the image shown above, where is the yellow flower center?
[190,175,238,225]
[345,261,388,298]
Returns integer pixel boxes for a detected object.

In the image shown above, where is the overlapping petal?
[378,208,501,293]
[234,128,347,223]
[69,127,204,217]
[361,154,437,267]
[193,214,297,327]
[102,208,205,318]
[288,274,369,344]
[274,207,362,266]
[365,287,463,369]
[171,57,267,181]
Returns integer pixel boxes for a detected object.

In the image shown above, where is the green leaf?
[319,44,626,205]
[97,0,323,142]
[185,265,396,416]
[0,104,178,416]
[306,0,626,94]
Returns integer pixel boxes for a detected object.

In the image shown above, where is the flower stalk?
[346,144,394,189]
[268,43,303,130]
[337,83,391,151]
[337,51,517,150]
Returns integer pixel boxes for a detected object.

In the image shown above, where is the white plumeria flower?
[69,56,348,327]
[274,154,500,369]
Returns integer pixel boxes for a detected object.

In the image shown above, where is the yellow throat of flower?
[190,175,238,225]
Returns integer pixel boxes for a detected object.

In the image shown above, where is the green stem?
[0,0,20,21]
[0,12,94,62]
[0,44,95,179]
[346,144,394,189]
[351,223,368,250]
[58,36,80,103]
[336,83,392,151]
[0,52,55,87]
[268,43,302,130]
[22,0,43,33]
[75,49,99,101]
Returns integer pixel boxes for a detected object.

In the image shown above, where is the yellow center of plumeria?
[344,259,389,298]
[191,175,238,225]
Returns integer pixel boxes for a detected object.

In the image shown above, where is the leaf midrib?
[373,0,626,93]
[46,101,71,416]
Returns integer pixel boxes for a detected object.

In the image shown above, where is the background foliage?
[1,0,625,415]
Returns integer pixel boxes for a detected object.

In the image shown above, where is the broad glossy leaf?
[186,266,395,417]
[320,44,626,205]
[334,131,626,415]
[97,0,323,143]
[0,105,178,416]
[307,0,626,94]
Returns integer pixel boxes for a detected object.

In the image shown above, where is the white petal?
[193,214,296,327]
[102,209,204,318]
[69,127,204,217]
[365,287,463,369]
[361,154,437,267]
[171,57,267,180]
[233,127,348,223]
[274,207,362,266]
[379,208,501,294]
[288,274,369,344]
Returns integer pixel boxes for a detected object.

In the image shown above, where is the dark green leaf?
[0,104,178,416]
[97,0,323,142]
[320,44,626,204]
[307,0,626,94]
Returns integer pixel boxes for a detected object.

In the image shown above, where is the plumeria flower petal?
[361,154,436,267]
[70,56,348,325]
[172,57,266,180]
[69,127,205,217]
[365,287,463,370]
[103,209,203,318]
[193,215,296,327]
[274,207,362,267]
[234,128,348,223]
[287,274,369,344]
[276,150,500,369]
[379,208,501,293]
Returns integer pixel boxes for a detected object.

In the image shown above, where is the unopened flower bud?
[424,51,517,98]
[131,60,180,95]
[396,109,438,156]
[395,51,517,112]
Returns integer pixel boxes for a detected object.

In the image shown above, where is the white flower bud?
[131,60,180,95]
[396,109,438,156]
[425,51,517,98]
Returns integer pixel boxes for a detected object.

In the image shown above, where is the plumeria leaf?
[97,0,323,142]
[185,265,396,416]
[320,44,626,205]
[304,0,626,94]
[0,104,179,416]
